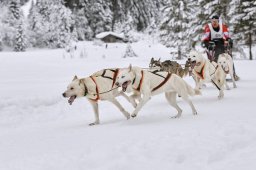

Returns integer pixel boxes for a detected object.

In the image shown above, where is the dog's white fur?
[115,65,200,118]
[62,70,137,125]
[188,50,226,99]
[217,53,237,89]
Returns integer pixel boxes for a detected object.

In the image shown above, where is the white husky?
[62,69,137,125]
[188,50,226,99]
[115,65,201,118]
[217,53,237,89]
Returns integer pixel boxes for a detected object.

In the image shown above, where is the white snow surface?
[0,40,256,170]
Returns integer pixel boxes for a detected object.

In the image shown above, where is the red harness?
[89,76,100,101]
[195,64,205,80]
[152,73,172,92]
[112,69,119,88]
[134,70,144,91]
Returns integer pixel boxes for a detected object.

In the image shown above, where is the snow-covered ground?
[0,41,256,170]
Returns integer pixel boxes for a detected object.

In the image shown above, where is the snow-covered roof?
[95,32,124,39]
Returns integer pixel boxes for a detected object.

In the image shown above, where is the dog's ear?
[158,58,161,61]
[128,64,132,72]
[73,75,78,81]
[151,57,154,62]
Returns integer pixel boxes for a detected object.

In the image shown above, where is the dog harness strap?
[195,64,205,80]
[101,69,114,80]
[89,76,100,101]
[112,69,119,88]
[136,70,144,91]
[152,73,172,92]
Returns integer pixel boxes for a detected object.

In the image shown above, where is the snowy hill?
[0,41,256,170]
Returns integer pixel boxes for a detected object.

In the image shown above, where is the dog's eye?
[121,76,125,78]
[70,87,74,90]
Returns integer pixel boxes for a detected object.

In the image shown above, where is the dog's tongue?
[68,96,76,105]
[191,62,196,69]
[122,81,130,92]
[122,83,127,92]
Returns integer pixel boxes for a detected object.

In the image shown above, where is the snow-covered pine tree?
[1,0,26,50]
[49,1,74,48]
[27,0,50,47]
[229,0,256,60]
[73,8,93,40]
[85,0,113,36]
[14,22,26,51]
[28,0,74,48]
[198,0,230,24]
[123,43,138,58]
[159,0,193,59]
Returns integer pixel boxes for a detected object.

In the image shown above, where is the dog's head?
[187,50,204,69]
[115,64,133,92]
[217,55,229,72]
[62,76,85,105]
[149,57,161,68]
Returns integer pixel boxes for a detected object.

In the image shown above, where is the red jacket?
[202,23,230,41]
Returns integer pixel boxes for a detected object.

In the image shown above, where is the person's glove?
[201,41,206,48]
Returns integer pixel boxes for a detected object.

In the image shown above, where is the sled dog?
[188,50,226,99]
[62,69,137,125]
[217,53,237,89]
[115,65,200,118]
[149,57,190,78]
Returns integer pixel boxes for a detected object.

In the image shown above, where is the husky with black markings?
[62,69,137,126]
[115,65,201,118]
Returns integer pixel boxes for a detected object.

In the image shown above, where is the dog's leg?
[180,94,198,116]
[109,98,130,120]
[230,72,237,88]
[130,91,142,103]
[165,92,183,118]
[89,101,100,126]
[131,93,151,118]
[119,92,137,108]
[225,77,230,90]
[217,82,224,99]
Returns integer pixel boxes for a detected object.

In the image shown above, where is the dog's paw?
[171,113,181,119]
[193,111,198,115]
[126,113,130,120]
[131,114,137,118]
[89,122,99,126]
[218,95,224,100]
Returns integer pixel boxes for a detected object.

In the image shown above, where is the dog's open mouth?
[191,60,197,69]
[122,81,131,92]
[68,95,76,105]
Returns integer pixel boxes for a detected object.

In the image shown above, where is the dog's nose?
[115,82,119,87]
[62,93,66,97]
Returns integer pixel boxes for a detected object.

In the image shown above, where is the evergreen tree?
[123,43,138,58]
[14,22,26,51]
[1,0,26,49]
[229,0,256,60]
[27,0,75,48]
[160,0,194,59]
[73,8,93,40]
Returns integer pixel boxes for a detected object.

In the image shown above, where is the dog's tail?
[184,81,201,96]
